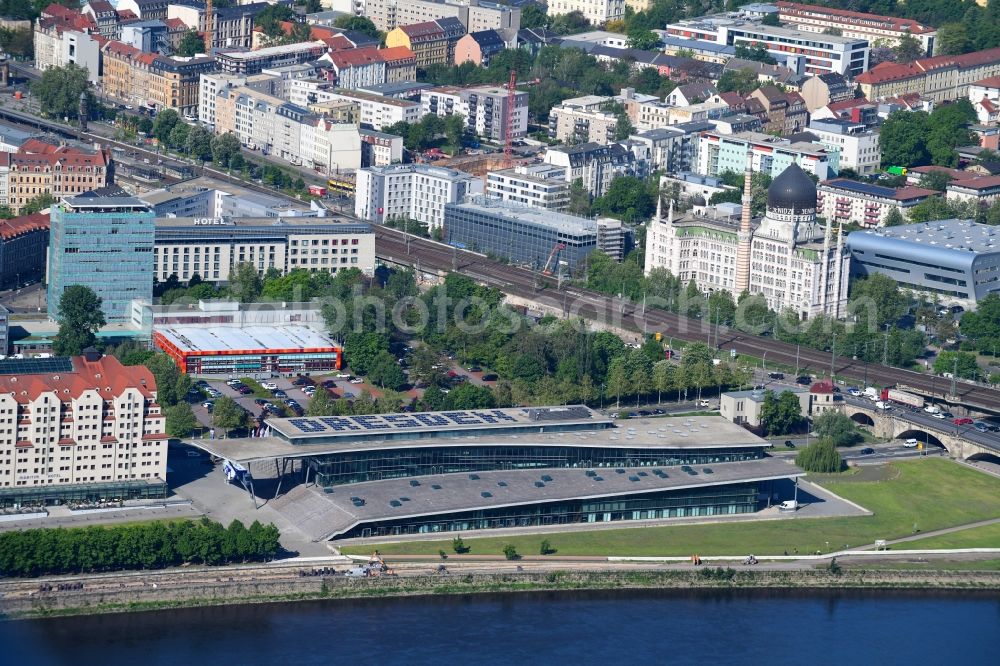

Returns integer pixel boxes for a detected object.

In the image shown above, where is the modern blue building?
[444,198,602,272]
[846,219,1000,306]
[47,191,155,323]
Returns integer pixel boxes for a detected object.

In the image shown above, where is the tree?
[52,285,106,356]
[33,63,91,119]
[176,30,204,57]
[367,351,407,390]
[795,439,842,473]
[592,175,654,223]
[893,34,924,63]
[254,4,295,37]
[717,68,759,94]
[229,262,262,303]
[0,26,34,58]
[185,125,214,161]
[884,207,906,227]
[567,178,591,216]
[143,353,190,407]
[443,113,465,152]
[333,14,381,41]
[502,543,519,560]
[211,132,242,167]
[936,23,971,55]
[734,42,777,65]
[549,10,590,35]
[165,403,198,438]
[761,12,781,26]
[758,390,803,435]
[539,539,554,555]
[879,110,929,167]
[151,108,180,144]
[20,192,54,216]
[933,351,981,380]
[627,27,660,51]
[443,383,496,409]
[812,411,861,447]
[306,388,337,416]
[917,170,952,192]
[521,4,548,29]
[606,357,630,409]
[213,397,248,436]
[168,121,190,150]
[849,273,906,329]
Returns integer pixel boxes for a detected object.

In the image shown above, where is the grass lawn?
[341,459,1000,558]
[839,559,1000,572]
[900,522,1000,550]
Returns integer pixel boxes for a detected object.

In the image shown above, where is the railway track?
[3,105,996,413]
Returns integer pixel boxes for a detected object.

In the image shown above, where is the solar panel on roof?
[832,180,895,198]
[0,357,73,375]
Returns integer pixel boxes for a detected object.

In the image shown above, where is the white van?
[778,500,799,512]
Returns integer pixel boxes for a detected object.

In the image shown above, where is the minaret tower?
[734,150,753,294]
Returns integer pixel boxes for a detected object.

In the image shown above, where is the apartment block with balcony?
[818,179,938,228]
[697,130,837,181]
[354,163,482,230]
[486,165,571,211]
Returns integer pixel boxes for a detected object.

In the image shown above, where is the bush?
[795,439,843,473]
[540,539,554,555]
[452,536,469,554]
[503,544,519,560]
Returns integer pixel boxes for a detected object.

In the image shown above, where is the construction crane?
[541,242,566,276]
[204,0,213,54]
[503,69,517,168]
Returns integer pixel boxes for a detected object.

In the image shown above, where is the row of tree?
[879,100,977,168]
[0,518,281,577]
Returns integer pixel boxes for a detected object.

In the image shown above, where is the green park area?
[902,522,1000,550]
[341,459,1000,558]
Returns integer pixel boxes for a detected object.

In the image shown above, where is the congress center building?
[190,406,803,541]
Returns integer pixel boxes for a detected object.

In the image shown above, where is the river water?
[3,590,998,664]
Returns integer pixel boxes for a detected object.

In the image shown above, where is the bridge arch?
[967,452,1000,465]
[895,429,946,449]
[848,411,874,426]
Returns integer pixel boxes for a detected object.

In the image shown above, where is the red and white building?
[776,2,936,55]
[968,76,1000,125]
[0,352,167,506]
[817,179,939,228]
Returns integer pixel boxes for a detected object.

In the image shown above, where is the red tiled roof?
[855,61,920,86]
[163,17,187,31]
[810,380,834,394]
[19,138,59,154]
[0,213,49,241]
[379,46,415,63]
[973,75,1000,89]
[328,46,383,69]
[58,438,76,446]
[827,97,870,112]
[948,175,1000,190]
[981,98,998,114]
[776,2,935,35]
[908,165,976,182]
[116,9,137,19]
[0,355,157,406]
[398,21,445,41]
[15,440,32,448]
[100,435,118,442]
[892,186,938,201]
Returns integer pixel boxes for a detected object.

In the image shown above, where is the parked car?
[335,373,351,378]
[321,380,336,388]
[237,386,253,395]
[795,376,812,385]
[482,373,498,382]
[261,381,277,390]
[272,389,287,398]
[768,372,784,380]
[349,378,364,384]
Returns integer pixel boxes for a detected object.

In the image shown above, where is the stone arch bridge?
[844,404,1000,461]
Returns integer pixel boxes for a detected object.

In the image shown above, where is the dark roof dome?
[767,163,816,212]
[691,194,706,206]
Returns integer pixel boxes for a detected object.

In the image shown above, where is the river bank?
[4,566,999,620]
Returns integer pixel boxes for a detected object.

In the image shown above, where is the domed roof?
[767,163,816,213]
[691,194,706,206]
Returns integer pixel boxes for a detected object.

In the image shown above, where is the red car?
[953,417,974,425]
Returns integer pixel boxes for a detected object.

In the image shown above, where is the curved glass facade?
[307,444,765,487]
[343,482,762,539]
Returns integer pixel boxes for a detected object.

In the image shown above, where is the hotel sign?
[193,218,232,226]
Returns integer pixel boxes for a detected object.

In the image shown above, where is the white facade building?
[486,165,571,211]
[806,119,880,176]
[354,164,482,230]
[421,85,528,141]
[645,163,849,320]
[548,0,625,26]
[817,179,939,228]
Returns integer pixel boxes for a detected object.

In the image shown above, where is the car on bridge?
[953,417,974,426]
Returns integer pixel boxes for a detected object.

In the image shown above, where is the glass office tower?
[47,192,154,323]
